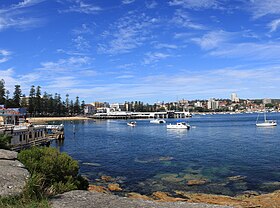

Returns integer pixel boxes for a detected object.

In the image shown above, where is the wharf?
[0,124,64,151]
[89,111,192,119]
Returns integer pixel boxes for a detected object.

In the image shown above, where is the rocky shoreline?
[1,149,279,208]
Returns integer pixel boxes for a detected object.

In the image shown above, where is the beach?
[26,116,91,123]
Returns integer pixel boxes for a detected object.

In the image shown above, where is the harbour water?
[53,113,280,196]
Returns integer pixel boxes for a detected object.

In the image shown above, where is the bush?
[18,147,88,199]
[0,134,12,150]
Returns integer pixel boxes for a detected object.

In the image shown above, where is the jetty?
[0,124,64,151]
[89,111,192,119]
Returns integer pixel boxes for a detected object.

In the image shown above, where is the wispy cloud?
[0,0,44,31]
[59,0,102,14]
[171,9,206,30]
[268,18,280,32]
[169,0,220,10]
[249,0,280,19]
[0,49,11,63]
[192,30,232,50]
[145,0,158,9]
[154,43,178,49]
[72,23,94,35]
[72,35,91,51]
[143,52,170,64]
[98,11,159,54]
[122,0,136,4]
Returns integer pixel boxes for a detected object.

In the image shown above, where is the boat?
[166,122,190,129]
[150,119,166,124]
[256,111,277,127]
[127,121,136,127]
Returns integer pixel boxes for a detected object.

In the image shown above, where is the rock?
[127,192,151,200]
[187,179,208,186]
[0,149,17,160]
[0,149,30,197]
[152,191,187,202]
[227,175,247,181]
[159,156,174,161]
[108,183,122,191]
[101,175,113,182]
[88,185,109,193]
[50,190,230,208]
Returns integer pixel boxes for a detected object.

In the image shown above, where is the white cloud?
[0,49,11,63]
[209,42,280,60]
[171,9,206,30]
[169,0,220,10]
[143,52,170,64]
[122,0,135,4]
[250,0,280,18]
[268,18,280,32]
[154,43,178,49]
[192,30,231,50]
[145,0,158,9]
[0,1,44,31]
[72,35,91,51]
[98,12,159,54]
[60,0,102,14]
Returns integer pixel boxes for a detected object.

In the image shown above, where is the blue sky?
[1,0,280,103]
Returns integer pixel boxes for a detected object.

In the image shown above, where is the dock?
[0,124,64,151]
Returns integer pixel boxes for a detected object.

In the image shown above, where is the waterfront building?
[263,98,272,105]
[84,104,95,115]
[207,98,219,110]
[231,93,240,103]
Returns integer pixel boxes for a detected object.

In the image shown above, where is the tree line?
[0,79,85,116]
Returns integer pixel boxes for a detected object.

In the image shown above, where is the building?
[263,98,272,105]
[207,98,219,110]
[231,93,239,103]
[84,104,95,115]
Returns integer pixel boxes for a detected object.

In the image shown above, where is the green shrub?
[0,134,12,150]
[18,147,88,198]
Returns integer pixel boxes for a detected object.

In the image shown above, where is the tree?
[74,96,80,114]
[13,85,22,108]
[0,79,5,105]
[81,100,85,115]
[28,85,36,115]
[35,86,42,115]
[0,134,12,149]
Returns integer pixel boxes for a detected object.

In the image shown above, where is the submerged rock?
[101,175,114,182]
[152,191,187,202]
[108,183,122,191]
[187,179,208,186]
[88,185,109,193]
[127,192,151,200]
[227,175,247,181]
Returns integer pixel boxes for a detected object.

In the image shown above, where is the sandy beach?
[26,116,91,123]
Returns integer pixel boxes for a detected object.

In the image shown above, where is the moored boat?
[166,122,190,129]
[256,111,277,127]
[127,121,136,127]
[150,119,166,124]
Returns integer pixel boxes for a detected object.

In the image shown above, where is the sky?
[1,0,280,103]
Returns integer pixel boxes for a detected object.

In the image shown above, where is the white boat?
[150,119,166,124]
[256,111,277,127]
[166,122,190,129]
[127,121,136,127]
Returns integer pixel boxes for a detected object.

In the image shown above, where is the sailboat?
[256,111,277,127]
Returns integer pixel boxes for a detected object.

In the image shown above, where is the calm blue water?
[52,113,280,196]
